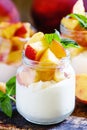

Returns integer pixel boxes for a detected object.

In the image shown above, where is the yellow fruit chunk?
[0,38,11,54]
[22,22,31,38]
[68,46,86,58]
[6,50,22,64]
[30,40,48,60]
[49,40,66,58]
[72,0,85,15]
[25,32,49,60]
[54,69,65,82]
[61,18,80,30]
[25,32,44,46]
[11,36,27,51]
[35,69,55,81]
[40,48,60,66]
[2,23,22,39]
[0,82,6,93]
[76,74,87,104]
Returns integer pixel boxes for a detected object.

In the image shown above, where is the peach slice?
[76,74,87,104]
[16,67,37,87]
[68,46,86,58]
[72,0,85,15]
[61,18,80,30]
[11,36,27,51]
[2,22,22,38]
[25,32,49,60]
[0,82,6,93]
[49,40,66,58]
[14,23,30,38]
[25,32,44,45]
[6,50,22,64]
[54,69,65,82]
[39,48,60,65]
[35,69,55,81]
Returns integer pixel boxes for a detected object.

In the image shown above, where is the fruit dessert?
[60,0,87,104]
[0,22,35,82]
[16,31,76,125]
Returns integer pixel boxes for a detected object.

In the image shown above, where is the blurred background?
[1,0,87,33]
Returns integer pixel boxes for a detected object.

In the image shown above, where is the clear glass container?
[16,52,75,125]
[60,23,87,75]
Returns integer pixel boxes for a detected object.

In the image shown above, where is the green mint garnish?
[44,30,61,44]
[69,13,87,29]
[0,76,16,117]
[61,38,78,48]
[44,30,78,48]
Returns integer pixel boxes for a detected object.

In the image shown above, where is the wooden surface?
[0,100,87,130]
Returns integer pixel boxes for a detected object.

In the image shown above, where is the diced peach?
[76,74,87,104]
[68,46,86,58]
[17,67,37,87]
[36,69,55,81]
[6,50,22,64]
[25,32,44,46]
[14,23,30,38]
[11,36,27,51]
[54,69,65,82]
[25,32,49,60]
[49,40,66,58]
[2,22,22,38]
[0,82,6,93]
[39,48,60,66]
[61,18,80,30]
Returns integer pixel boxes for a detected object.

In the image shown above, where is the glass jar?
[16,52,75,125]
[60,23,87,75]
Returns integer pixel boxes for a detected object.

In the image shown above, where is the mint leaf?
[1,96,12,117]
[45,30,78,48]
[61,38,78,48]
[0,91,5,99]
[6,76,16,96]
[69,13,87,29]
[45,30,61,44]
[0,76,16,117]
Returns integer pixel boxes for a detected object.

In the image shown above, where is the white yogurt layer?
[71,51,87,74]
[0,63,17,82]
[16,70,75,122]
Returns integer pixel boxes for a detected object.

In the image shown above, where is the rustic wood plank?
[0,100,87,130]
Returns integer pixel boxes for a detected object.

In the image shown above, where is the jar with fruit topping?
[60,0,87,104]
[16,50,75,125]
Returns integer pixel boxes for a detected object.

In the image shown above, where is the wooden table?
[0,100,87,130]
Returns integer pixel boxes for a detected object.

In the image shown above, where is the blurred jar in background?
[0,0,20,22]
[31,0,77,33]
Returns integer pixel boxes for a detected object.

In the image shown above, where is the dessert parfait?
[16,31,76,125]
[60,0,87,103]
[0,22,34,82]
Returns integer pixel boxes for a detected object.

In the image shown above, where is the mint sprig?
[44,30,61,44]
[69,13,87,29]
[0,76,16,117]
[45,30,78,48]
[61,38,78,48]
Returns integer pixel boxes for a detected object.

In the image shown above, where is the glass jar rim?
[22,50,70,69]
[60,23,87,33]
